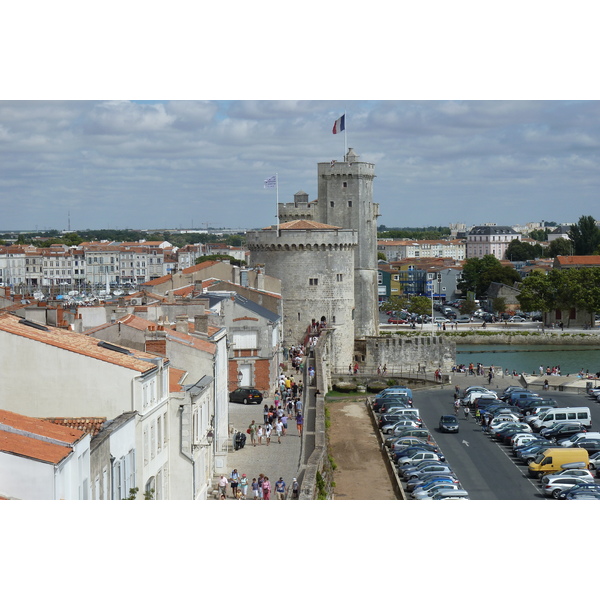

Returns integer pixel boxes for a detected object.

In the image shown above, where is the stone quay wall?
[360,334,456,372]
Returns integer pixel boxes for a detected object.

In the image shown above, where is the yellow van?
[528,448,589,479]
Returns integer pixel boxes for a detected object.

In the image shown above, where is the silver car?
[401,462,453,481]
[541,468,594,485]
[412,482,461,500]
[542,476,591,499]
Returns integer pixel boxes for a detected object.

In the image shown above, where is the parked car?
[539,422,588,443]
[516,441,559,463]
[407,474,459,493]
[397,451,442,469]
[439,414,460,433]
[508,315,527,322]
[388,317,408,324]
[588,451,600,471]
[518,398,558,416]
[558,483,600,500]
[228,387,264,404]
[401,463,454,481]
[461,386,491,399]
[384,420,422,436]
[393,444,440,462]
[430,489,470,500]
[541,467,594,485]
[574,439,600,453]
[499,386,528,401]
[387,436,431,450]
[413,482,462,500]
[455,315,471,323]
[543,476,591,499]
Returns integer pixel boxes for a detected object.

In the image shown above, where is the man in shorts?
[275,477,286,500]
[275,418,284,443]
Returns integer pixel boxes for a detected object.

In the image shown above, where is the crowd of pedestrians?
[218,470,299,500]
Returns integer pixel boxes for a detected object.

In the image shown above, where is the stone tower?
[246,220,357,372]
[278,148,380,340]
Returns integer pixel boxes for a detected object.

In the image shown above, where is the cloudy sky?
[3,99,600,233]
[2,4,599,235]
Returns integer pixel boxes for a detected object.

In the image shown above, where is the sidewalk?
[214,401,303,499]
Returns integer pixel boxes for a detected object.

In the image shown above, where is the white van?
[532,407,592,432]
[560,431,600,447]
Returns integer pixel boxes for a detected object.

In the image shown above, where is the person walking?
[248,420,258,447]
[275,477,286,500]
[265,422,273,446]
[464,405,470,421]
[275,418,283,443]
[296,411,304,436]
[262,476,271,500]
[240,473,249,499]
[218,474,228,498]
[230,468,240,498]
[257,424,264,445]
[281,413,288,436]
[257,474,264,499]
[263,404,269,425]
[291,478,299,499]
[251,478,260,500]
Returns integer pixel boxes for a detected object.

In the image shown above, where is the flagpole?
[344,106,347,161]
[276,173,279,237]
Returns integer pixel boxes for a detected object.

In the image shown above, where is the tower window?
[309,278,319,286]
[348,201,352,207]
[336,273,343,282]
[330,201,334,207]
[342,182,347,188]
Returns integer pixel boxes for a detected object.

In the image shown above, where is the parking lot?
[374,375,600,500]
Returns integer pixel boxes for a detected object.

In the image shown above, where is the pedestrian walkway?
[213,400,303,499]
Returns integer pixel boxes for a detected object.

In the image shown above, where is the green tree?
[377,252,387,261]
[568,215,600,255]
[492,297,507,315]
[546,237,573,258]
[459,298,477,315]
[458,255,521,298]
[517,271,552,313]
[407,295,432,317]
[380,296,409,314]
[529,228,548,242]
[195,254,246,267]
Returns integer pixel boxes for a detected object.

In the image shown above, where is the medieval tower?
[278,148,380,340]
[246,220,357,372]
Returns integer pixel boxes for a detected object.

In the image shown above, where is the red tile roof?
[44,417,107,437]
[270,219,340,230]
[0,409,87,464]
[555,255,600,266]
[0,313,165,373]
[169,368,187,392]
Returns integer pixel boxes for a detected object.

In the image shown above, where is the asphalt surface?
[410,373,600,500]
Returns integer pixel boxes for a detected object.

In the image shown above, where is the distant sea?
[456,344,600,377]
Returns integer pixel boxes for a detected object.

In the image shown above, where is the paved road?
[411,375,600,499]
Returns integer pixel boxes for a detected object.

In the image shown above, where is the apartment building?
[466,225,521,260]
[378,239,466,262]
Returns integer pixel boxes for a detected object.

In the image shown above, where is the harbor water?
[456,344,600,377]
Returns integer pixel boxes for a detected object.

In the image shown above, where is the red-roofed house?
[0,409,91,500]
[0,313,173,499]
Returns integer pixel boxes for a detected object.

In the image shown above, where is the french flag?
[332,114,345,134]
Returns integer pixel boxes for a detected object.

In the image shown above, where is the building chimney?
[175,314,189,334]
[194,314,209,336]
